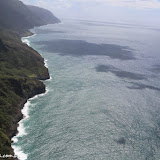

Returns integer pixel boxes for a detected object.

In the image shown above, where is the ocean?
[12,19,160,160]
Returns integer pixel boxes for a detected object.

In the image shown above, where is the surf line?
[11,88,49,160]
[21,33,36,46]
[11,33,51,160]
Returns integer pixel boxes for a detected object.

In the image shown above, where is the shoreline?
[11,32,51,160]
[11,88,50,160]
[21,33,37,47]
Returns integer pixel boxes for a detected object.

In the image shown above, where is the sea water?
[12,19,160,160]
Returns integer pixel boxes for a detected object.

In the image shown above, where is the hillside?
[0,30,50,159]
[27,5,60,25]
[0,31,49,80]
[0,0,60,31]
[0,0,60,158]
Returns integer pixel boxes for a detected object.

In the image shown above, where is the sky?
[21,0,160,26]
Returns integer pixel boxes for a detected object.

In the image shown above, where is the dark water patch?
[127,82,160,92]
[96,65,146,80]
[150,64,160,73]
[78,19,145,28]
[33,39,135,60]
[115,137,126,145]
[34,28,65,34]
[82,21,139,30]
[101,109,109,115]
[80,20,160,32]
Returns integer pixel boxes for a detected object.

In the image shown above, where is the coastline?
[21,33,37,47]
[11,88,49,160]
[11,32,51,160]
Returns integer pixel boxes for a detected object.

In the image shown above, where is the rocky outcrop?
[38,68,50,80]
[0,76,47,158]
[8,78,46,139]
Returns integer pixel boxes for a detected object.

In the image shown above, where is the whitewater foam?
[23,33,37,39]
[44,59,48,68]
[46,75,52,82]
[12,88,49,160]
[11,101,30,160]
[12,146,28,160]
[22,39,30,46]
[44,60,53,82]
[12,33,50,160]
[21,33,36,46]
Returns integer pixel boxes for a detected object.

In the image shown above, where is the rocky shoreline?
[0,31,50,160]
[9,32,51,160]
[10,77,48,139]
[10,79,48,160]
[0,0,60,158]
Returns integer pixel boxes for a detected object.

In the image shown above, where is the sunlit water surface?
[12,19,160,160]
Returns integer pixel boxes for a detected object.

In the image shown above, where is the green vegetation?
[0,31,49,157]
[0,30,49,79]
[0,130,11,155]
[0,0,60,31]
[0,0,60,157]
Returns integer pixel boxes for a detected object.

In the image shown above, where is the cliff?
[27,5,60,25]
[0,31,50,158]
[0,0,60,31]
[0,76,46,156]
[0,0,60,158]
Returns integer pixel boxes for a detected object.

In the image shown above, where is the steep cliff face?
[0,32,50,156]
[27,5,60,25]
[0,76,46,156]
[0,0,60,31]
[0,32,50,80]
[0,0,59,157]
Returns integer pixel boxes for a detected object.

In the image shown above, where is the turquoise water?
[12,20,160,160]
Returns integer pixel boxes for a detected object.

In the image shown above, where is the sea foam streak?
[44,59,48,68]
[21,34,36,46]
[11,90,49,160]
[12,34,49,160]
[44,59,53,81]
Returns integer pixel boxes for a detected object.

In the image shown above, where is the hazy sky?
[21,0,160,26]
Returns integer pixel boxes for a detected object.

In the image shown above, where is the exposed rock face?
[0,76,47,157]
[38,68,50,80]
[0,39,8,52]
[0,0,59,157]
[7,77,46,139]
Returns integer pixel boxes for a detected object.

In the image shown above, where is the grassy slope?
[0,30,49,156]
